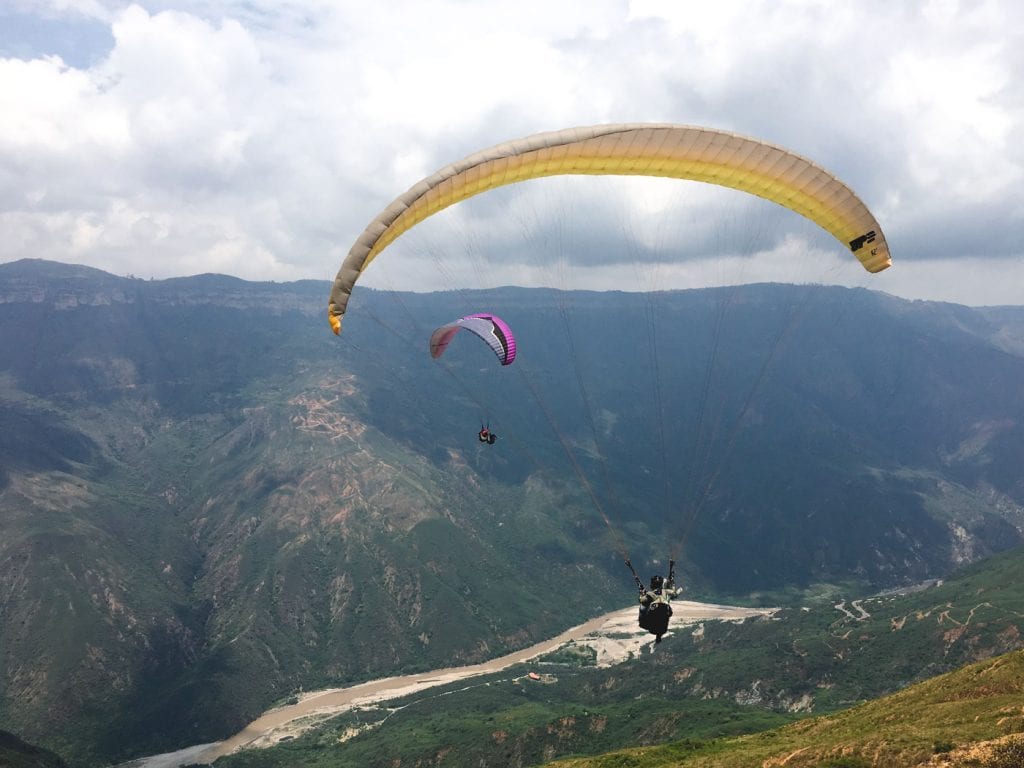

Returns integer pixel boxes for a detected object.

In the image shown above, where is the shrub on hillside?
[985,736,1024,768]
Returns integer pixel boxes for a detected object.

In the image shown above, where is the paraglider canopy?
[328,123,892,334]
[429,313,517,366]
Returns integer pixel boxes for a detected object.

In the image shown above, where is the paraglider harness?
[627,558,678,643]
[478,423,497,445]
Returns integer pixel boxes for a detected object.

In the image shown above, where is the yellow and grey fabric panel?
[329,124,891,334]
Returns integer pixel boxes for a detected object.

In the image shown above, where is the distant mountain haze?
[1,259,1023,765]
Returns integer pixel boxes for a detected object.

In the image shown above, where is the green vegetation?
[206,545,1024,768]
[0,730,68,768]
[3,262,1024,765]
[214,674,793,768]
[538,642,598,666]
[549,649,1024,767]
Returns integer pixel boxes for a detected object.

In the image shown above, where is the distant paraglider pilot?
[478,426,497,445]
[635,562,680,643]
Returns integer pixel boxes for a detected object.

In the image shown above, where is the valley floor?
[121,600,773,767]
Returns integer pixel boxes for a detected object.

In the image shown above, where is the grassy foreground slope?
[550,649,1024,768]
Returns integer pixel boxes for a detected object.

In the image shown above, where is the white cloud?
[0,0,1021,305]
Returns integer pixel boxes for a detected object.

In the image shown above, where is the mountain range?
[1,259,1023,765]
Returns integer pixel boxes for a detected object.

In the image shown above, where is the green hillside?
[4,261,1024,764]
[209,545,1024,768]
[0,730,69,768]
[549,649,1024,768]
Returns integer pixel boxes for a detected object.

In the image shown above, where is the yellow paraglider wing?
[329,124,891,334]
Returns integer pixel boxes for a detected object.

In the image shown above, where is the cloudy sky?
[1,0,1022,305]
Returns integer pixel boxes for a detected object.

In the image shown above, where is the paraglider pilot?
[630,559,680,643]
[478,424,497,445]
